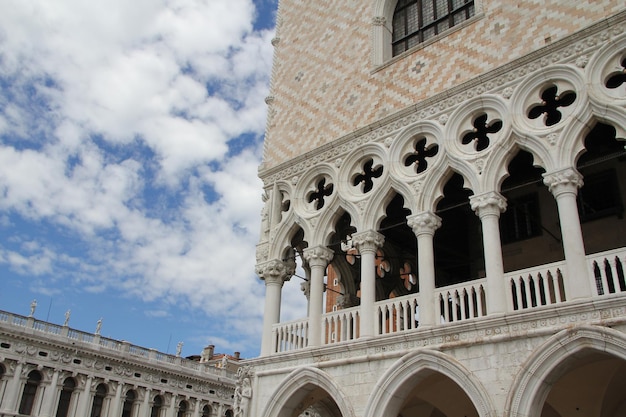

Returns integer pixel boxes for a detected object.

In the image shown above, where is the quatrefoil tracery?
[606,56,626,89]
[307,177,333,210]
[528,85,576,126]
[461,113,503,152]
[404,137,439,174]
[353,159,384,193]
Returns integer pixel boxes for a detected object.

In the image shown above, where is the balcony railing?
[270,246,626,354]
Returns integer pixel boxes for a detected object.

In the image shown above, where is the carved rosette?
[407,212,442,237]
[372,16,386,26]
[303,246,334,268]
[352,230,385,254]
[255,258,295,285]
[470,191,507,218]
[543,168,583,197]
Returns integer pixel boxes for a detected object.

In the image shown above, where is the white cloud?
[0,0,295,351]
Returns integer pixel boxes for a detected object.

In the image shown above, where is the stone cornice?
[258,12,626,184]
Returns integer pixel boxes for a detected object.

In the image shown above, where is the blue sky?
[0,0,307,359]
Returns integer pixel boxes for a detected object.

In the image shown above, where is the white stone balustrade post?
[470,191,508,315]
[544,168,592,300]
[256,258,295,356]
[303,246,334,347]
[352,230,385,338]
[407,212,442,328]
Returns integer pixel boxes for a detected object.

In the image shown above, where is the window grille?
[392,0,475,56]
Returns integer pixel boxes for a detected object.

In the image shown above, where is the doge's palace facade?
[249,1,626,417]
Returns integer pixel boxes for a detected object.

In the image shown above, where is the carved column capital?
[470,191,507,218]
[352,230,385,254]
[543,167,583,198]
[407,212,442,237]
[255,259,294,285]
[303,246,334,268]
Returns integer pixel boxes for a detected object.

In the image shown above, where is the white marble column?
[141,387,152,417]
[408,212,441,327]
[256,258,295,356]
[0,360,24,413]
[352,230,385,338]
[167,394,177,417]
[75,375,93,417]
[40,368,61,417]
[193,398,202,417]
[471,191,508,315]
[111,381,124,417]
[303,246,334,347]
[544,168,592,299]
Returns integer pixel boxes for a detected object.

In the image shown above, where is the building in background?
[251,1,626,416]
[0,310,239,417]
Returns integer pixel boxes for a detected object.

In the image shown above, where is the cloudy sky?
[0,0,307,359]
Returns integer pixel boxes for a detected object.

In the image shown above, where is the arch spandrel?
[506,325,626,417]
[364,349,496,417]
[259,367,356,417]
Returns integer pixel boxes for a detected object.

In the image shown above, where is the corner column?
[407,212,441,328]
[544,168,592,299]
[352,230,385,338]
[303,246,334,347]
[256,258,295,356]
[470,191,508,315]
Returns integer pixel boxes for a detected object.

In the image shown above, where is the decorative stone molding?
[256,259,295,284]
[470,191,507,218]
[372,16,386,26]
[352,230,385,254]
[407,212,442,237]
[260,17,626,186]
[542,168,584,197]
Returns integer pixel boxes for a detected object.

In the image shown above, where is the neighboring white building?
[0,311,238,417]
[250,1,626,416]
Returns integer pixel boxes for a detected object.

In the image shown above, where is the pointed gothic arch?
[259,367,356,417]
[506,325,626,417]
[364,349,495,417]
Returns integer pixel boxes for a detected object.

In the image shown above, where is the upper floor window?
[392,0,475,56]
[19,370,42,415]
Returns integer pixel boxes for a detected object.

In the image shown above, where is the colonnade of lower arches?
[0,362,234,417]
[258,325,626,417]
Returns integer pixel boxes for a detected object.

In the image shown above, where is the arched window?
[150,395,163,417]
[122,390,136,417]
[56,377,76,417]
[90,384,108,417]
[392,0,475,56]
[202,405,211,417]
[19,370,42,415]
[177,400,188,417]
[224,410,234,417]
